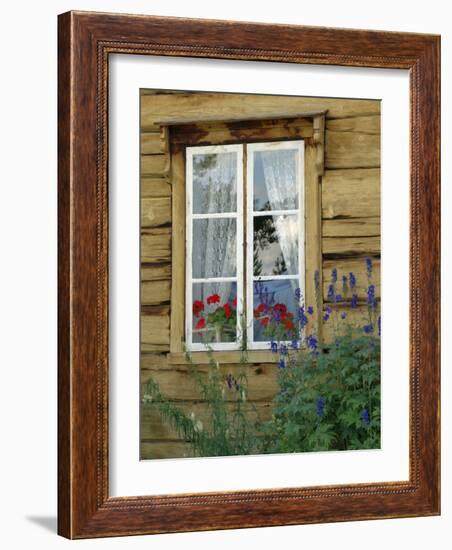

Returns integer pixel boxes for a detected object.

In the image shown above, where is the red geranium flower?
[223,303,232,318]
[256,303,267,314]
[207,293,221,305]
[273,303,287,315]
[283,318,294,331]
[195,318,206,330]
[232,297,237,306]
[192,299,204,317]
[260,316,270,327]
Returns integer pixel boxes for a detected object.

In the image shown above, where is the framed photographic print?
[58,11,440,538]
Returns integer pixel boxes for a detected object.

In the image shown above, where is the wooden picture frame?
[58,11,440,538]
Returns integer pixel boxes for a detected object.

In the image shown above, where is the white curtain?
[259,150,299,275]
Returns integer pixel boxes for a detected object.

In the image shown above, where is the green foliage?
[260,329,380,453]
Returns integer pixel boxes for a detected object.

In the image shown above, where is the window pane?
[192,218,237,278]
[253,215,298,276]
[192,152,237,213]
[253,279,300,342]
[192,282,237,344]
[253,149,298,211]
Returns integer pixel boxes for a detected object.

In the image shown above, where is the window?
[186,140,304,351]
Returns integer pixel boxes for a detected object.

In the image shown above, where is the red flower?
[207,294,221,305]
[260,316,270,327]
[195,318,206,330]
[256,303,267,314]
[223,303,232,318]
[273,303,287,315]
[232,297,237,306]
[192,300,204,317]
[283,318,294,331]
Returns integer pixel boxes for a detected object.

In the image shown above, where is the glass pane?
[192,282,237,344]
[253,148,298,211]
[253,215,298,276]
[192,218,237,279]
[253,279,299,342]
[192,152,237,214]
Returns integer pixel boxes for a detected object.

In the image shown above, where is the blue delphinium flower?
[295,287,302,302]
[367,284,377,308]
[307,306,314,315]
[291,339,299,350]
[323,312,330,321]
[335,293,342,303]
[270,340,278,353]
[366,257,373,279]
[306,335,318,351]
[327,284,335,302]
[349,272,357,289]
[280,344,288,356]
[331,268,337,284]
[360,409,370,425]
[363,323,374,334]
[341,312,347,320]
[378,316,381,337]
[278,359,286,369]
[316,397,326,418]
[351,293,358,308]
[298,306,308,328]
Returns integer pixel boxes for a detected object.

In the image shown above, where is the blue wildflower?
[366,257,373,279]
[378,316,381,337]
[367,284,377,308]
[316,397,325,418]
[326,306,332,314]
[327,284,335,302]
[363,324,374,334]
[278,359,286,369]
[342,275,348,295]
[280,344,288,356]
[307,306,314,315]
[351,294,358,308]
[335,293,342,302]
[291,339,299,350]
[306,335,318,351]
[341,312,347,320]
[360,409,370,425]
[298,306,308,328]
[323,313,330,321]
[331,268,337,284]
[270,341,278,353]
[349,272,357,289]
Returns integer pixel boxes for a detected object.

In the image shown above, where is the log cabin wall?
[140,90,380,459]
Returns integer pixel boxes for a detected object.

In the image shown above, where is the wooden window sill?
[166,350,278,365]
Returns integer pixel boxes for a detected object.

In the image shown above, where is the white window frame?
[185,140,305,352]
[185,144,244,351]
[246,140,305,350]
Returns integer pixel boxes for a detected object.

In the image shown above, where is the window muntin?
[186,140,304,351]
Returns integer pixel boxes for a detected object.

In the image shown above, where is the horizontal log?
[140,440,193,460]
[141,92,380,130]
[141,352,170,369]
[141,197,171,228]
[141,401,272,441]
[141,154,170,176]
[141,263,171,281]
[141,313,170,347]
[167,350,278,365]
[326,115,380,134]
[323,236,380,257]
[322,168,380,219]
[141,343,171,353]
[322,304,377,343]
[141,228,171,263]
[323,258,380,301]
[141,177,171,198]
[322,217,380,237]
[325,131,380,169]
[141,132,163,154]
[141,363,280,402]
[141,280,171,305]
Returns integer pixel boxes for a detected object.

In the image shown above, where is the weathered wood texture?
[140,90,381,459]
